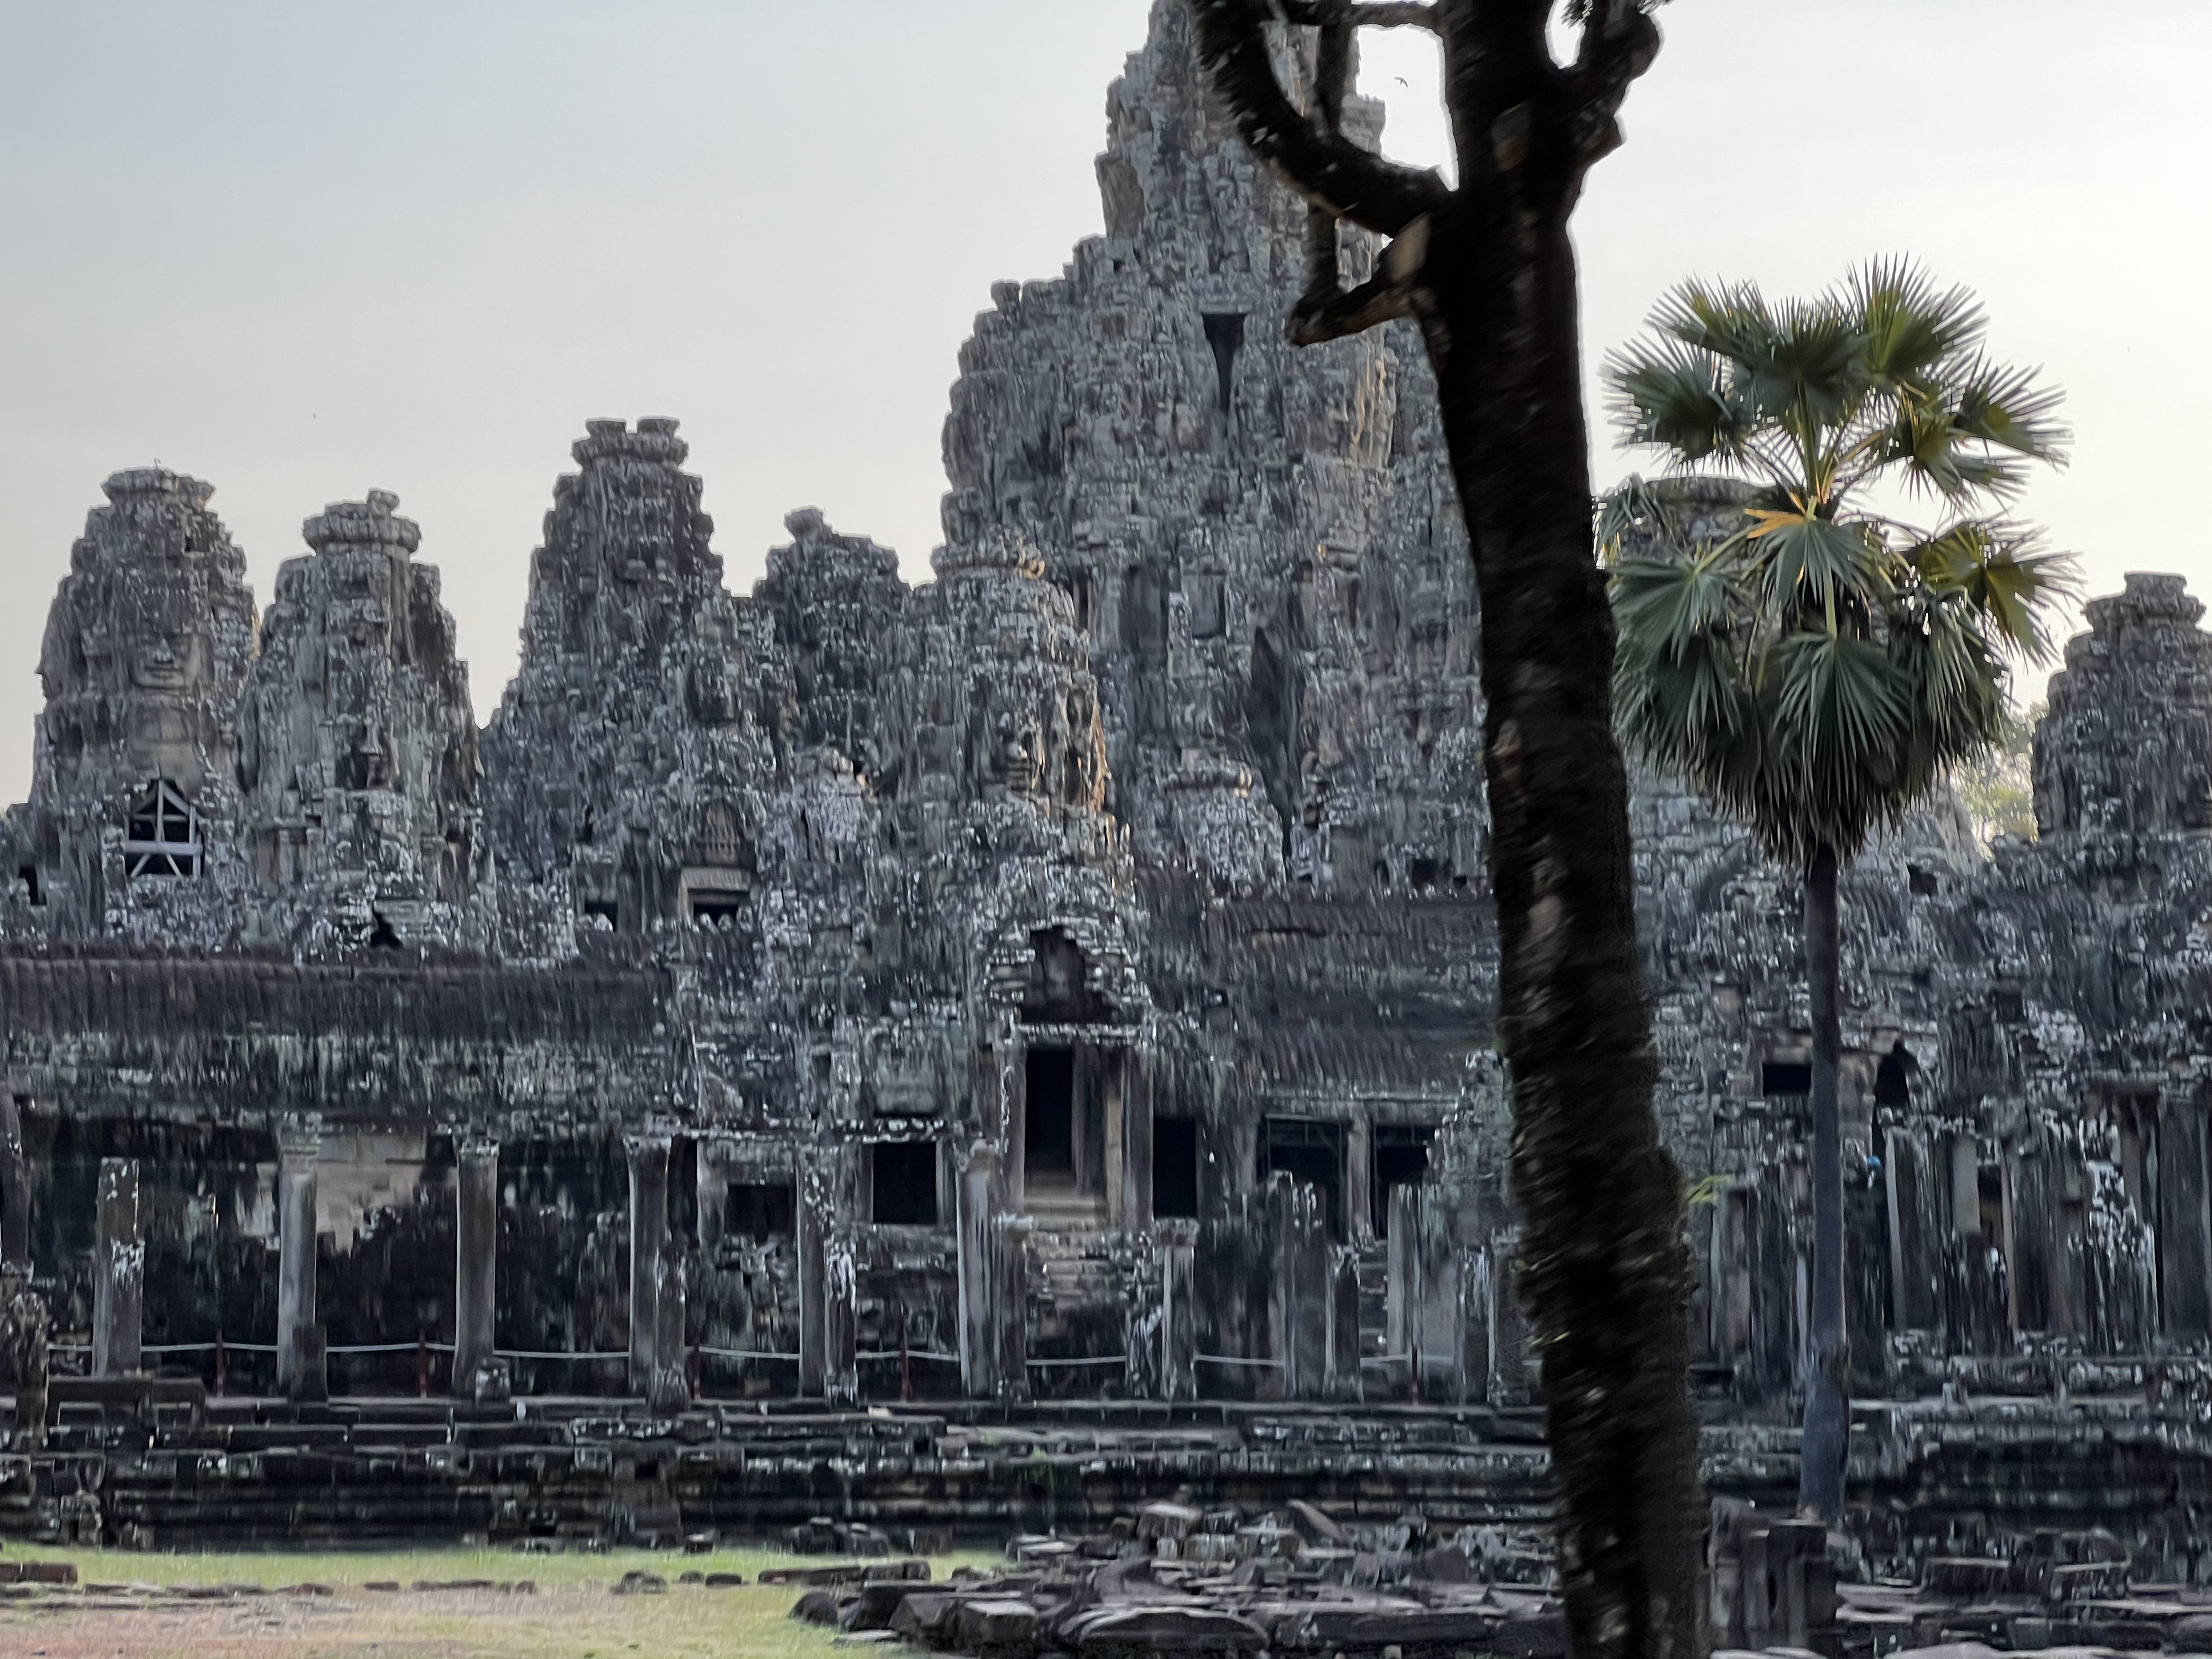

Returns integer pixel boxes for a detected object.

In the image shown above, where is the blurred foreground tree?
[1192,4,1697,1655]
[1602,262,2075,1520]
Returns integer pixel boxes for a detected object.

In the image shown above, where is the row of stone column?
[52,1126,1501,1407]
[74,1128,688,1407]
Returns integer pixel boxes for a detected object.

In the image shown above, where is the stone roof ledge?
[304,489,421,555]
[571,416,688,468]
[102,467,215,508]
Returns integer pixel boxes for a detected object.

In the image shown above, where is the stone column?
[453,1136,499,1397]
[696,1139,728,1253]
[1158,1221,1197,1402]
[1385,1182,1419,1383]
[1268,1173,1328,1400]
[276,1123,324,1401]
[92,1157,142,1377]
[1344,1115,1374,1245]
[823,1232,858,1407]
[1103,1057,1125,1229]
[993,1215,1032,1401]
[1485,1225,1531,1406]
[656,1140,690,1410]
[0,1093,29,1269]
[1949,1134,1982,1238]
[626,1134,670,1401]
[957,1142,1002,1399]
[1325,1244,1363,1401]
[798,1147,832,1396]
[1119,1058,1153,1232]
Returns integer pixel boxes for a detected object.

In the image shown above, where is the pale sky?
[3,1,2204,796]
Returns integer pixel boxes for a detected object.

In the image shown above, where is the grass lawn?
[0,1541,999,1659]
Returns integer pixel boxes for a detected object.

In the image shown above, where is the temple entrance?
[1025,1048,1076,1186]
[1372,1124,1433,1238]
[1261,1117,1345,1241]
[1019,1044,1124,1227]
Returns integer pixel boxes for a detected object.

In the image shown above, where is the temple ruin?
[7,0,2212,1597]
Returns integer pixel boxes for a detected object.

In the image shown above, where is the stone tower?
[756,509,905,785]
[2034,572,2212,850]
[234,489,487,953]
[2,468,257,941]
[941,1,1485,896]
[481,419,785,951]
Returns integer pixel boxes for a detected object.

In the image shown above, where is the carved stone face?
[1001,717,1044,796]
[122,577,212,693]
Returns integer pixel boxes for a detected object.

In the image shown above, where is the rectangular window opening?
[1372,1124,1435,1238]
[1261,1117,1345,1241]
[871,1141,939,1226]
[728,1181,795,1242]
[1025,1047,1076,1191]
[688,891,745,926]
[1154,1117,1199,1220]
[15,864,41,906]
[1761,1061,1813,1097]
[581,898,619,931]
[123,779,202,879]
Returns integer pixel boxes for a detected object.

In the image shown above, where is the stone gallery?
[5,0,2212,1598]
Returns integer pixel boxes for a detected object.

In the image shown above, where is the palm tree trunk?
[1799,841,1848,1521]
[1420,196,1699,1659]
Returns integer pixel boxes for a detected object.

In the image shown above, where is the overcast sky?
[2,1,2203,795]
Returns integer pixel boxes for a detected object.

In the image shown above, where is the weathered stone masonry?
[8,0,2212,1570]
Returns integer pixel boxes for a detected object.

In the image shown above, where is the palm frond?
[1950,354,2071,464]
[1652,278,1777,365]
[1850,258,1985,393]
[1766,625,1910,808]
[1604,340,1752,465]
[1903,520,2081,663]
[1744,509,1888,612]
[1596,474,1691,561]
[1611,547,1752,655]
[1738,300,1868,434]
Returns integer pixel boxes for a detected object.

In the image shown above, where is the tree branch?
[1567,0,1662,165]
[1192,0,1452,239]
[1278,0,1441,28]
[1301,0,1355,302]
[1290,214,1432,343]
[1289,270,1416,344]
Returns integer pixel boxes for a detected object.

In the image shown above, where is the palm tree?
[1600,261,2075,1521]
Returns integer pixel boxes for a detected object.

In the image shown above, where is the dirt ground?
[0,1544,979,1659]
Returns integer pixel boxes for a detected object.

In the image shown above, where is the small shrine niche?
[1018,927,1110,1025]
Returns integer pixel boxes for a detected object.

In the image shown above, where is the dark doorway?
[1201,312,1245,414]
[1154,1117,1200,1220]
[1874,1041,1914,1108]
[728,1181,795,1241]
[1372,1124,1434,1238]
[1261,1117,1345,1241]
[1025,1048,1076,1185]
[870,1142,938,1225]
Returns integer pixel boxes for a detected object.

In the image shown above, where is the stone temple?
[7,0,2212,1602]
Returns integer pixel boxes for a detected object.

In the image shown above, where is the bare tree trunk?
[1190,6,1698,1652]
[1423,198,1699,1659]
[1800,842,1848,1521]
